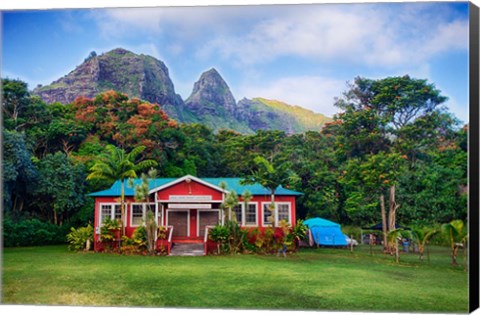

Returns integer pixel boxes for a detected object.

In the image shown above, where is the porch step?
[170,242,205,256]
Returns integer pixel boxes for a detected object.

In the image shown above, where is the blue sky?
[1,1,470,124]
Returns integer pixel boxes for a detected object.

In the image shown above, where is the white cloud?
[199,4,468,68]
[89,4,468,70]
[238,75,347,117]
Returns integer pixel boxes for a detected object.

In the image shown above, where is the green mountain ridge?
[33,48,331,134]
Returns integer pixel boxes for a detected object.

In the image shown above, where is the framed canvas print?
[1,1,478,315]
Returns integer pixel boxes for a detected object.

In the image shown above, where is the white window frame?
[276,202,291,225]
[99,203,126,226]
[130,203,155,227]
[232,202,258,226]
[244,202,258,227]
[261,202,291,227]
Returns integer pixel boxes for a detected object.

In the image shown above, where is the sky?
[0,1,472,124]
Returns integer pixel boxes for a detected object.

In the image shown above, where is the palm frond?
[127,145,146,161]
[134,159,158,172]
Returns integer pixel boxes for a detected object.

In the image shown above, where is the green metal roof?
[88,176,302,197]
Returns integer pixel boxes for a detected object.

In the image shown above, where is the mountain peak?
[184,68,248,132]
[107,47,133,55]
[195,68,227,88]
[202,67,220,77]
[187,68,235,105]
[33,47,188,120]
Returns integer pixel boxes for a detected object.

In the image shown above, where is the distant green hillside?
[234,97,331,134]
[254,98,332,132]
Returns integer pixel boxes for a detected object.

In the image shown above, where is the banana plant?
[387,228,404,263]
[410,226,438,262]
[442,220,468,266]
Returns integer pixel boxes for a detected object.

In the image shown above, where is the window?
[99,203,123,225]
[132,204,144,226]
[130,203,155,227]
[278,204,290,224]
[261,202,291,226]
[263,203,274,226]
[245,203,257,226]
[101,204,113,224]
[114,205,122,220]
[232,204,242,223]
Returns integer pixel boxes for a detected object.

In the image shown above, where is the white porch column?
[154,192,158,239]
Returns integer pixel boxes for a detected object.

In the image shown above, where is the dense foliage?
[2,76,468,246]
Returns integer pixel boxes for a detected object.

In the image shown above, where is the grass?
[1,244,468,312]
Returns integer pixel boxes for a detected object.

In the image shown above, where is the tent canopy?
[304,217,347,246]
[304,217,340,228]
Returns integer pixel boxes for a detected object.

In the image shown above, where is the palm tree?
[130,168,158,255]
[223,190,239,222]
[410,226,438,261]
[242,190,253,220]
[242,156,299,227]
[442,219,468,266]
[87,145,157,236]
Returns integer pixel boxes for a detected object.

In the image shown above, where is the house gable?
[153,175,225,202]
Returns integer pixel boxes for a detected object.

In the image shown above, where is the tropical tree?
[130,168,158,255]
[409,226,438,261]
[86,145,157,235]
[242,190,253,213]
[223,190,239,222]
[35,152,87,225]
[387,228,404,263]
[3,130,38,216]
[441,219,468,266]
[242,155,299,227]
[2,78,30,130]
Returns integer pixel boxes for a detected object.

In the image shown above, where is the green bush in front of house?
[67,224,94,251]
[3,217,69,247]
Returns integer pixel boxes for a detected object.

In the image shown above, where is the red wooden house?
[89,175,302,254]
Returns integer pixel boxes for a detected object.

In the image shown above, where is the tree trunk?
[451,245,458,266]
[395,242,399,263]
[270,191,276,228]
[121,179,126,236]
[419,244,424,261]
[380,194,388,252]
[388,185,397,231]
[388,185,400,254]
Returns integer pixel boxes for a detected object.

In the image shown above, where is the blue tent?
[304,218,348,246]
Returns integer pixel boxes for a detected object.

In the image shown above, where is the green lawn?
[1,245,468,312]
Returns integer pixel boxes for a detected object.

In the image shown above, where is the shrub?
[132,226,147,249]
[341,225,362,241]
[67,225,93,251]
[209,224,229,254]
[292,219,308,243]
[3,217,68,247]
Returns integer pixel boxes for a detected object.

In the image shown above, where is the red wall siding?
[156,180,223,201]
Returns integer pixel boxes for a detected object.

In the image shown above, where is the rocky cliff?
[33,48,190,121]
[33,48,331,134]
